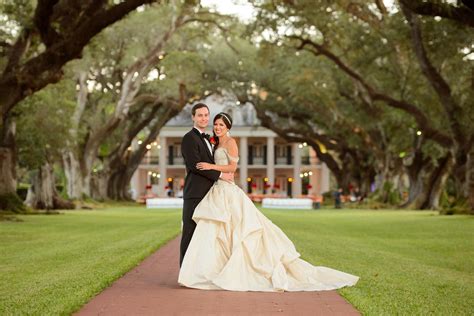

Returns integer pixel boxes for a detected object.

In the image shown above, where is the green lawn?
[0,207,181,315]
[1,207,473,315]
[262,209,474,315]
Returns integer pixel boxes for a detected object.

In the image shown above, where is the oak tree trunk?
[62,150,84,200]
[25,162,75,210]
[0,117,26,213]
[466,146,474,214]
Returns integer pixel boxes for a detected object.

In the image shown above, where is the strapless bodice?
[214,147,239,166]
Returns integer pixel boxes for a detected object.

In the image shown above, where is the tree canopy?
[0,0,472,214]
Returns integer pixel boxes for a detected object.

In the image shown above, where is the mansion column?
[309,147,319,196]
[159,136,167,197]
[266,136,275,189]
[292,143,302,197]
[130,139,140,199]
[321,162,330,194]
[239,137,248,189]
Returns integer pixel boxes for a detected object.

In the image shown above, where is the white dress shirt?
[194,127,213,156]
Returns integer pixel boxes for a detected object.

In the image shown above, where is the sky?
[200,0,256,22]
[201,0,398,21]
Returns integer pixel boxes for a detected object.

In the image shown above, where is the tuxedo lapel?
[192,128,214,162]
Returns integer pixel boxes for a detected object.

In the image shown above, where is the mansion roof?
[165,94,259,127]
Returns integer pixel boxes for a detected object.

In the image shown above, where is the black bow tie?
[201,133,211,140]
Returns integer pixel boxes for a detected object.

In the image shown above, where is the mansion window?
[248,144,265,165]
[301,146,310,165]
[248,144,293,165]
[275,144,292,165]
[168,143,183,165]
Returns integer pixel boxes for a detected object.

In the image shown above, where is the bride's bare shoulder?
[222,137,237,148]
[223,138,238,158]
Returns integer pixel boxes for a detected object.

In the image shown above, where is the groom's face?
[192,107,210,130]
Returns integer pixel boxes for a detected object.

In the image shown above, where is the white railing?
[146,198,183,209]
[262,198,313,209]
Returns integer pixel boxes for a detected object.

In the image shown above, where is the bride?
[178,112,359,292]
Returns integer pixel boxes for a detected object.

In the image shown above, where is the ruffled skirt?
[178,181,359,292]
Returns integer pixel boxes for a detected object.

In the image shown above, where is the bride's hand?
[196,162,212,170]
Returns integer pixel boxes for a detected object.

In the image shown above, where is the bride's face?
[213,118,228,137]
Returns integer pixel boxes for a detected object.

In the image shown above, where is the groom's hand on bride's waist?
[220,172,234,182]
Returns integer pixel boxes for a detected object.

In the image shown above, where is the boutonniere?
[209,136,217,145]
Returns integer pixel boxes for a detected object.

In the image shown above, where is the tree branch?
[75,0,158,49]
[346,2,382,29]
[251,101,343,170]
[33,0,60,46]
[0,0,161,119]
[398,0,474,28]
[375,0,388,16]
[289,35,454,147]
[401,3,466,146]
[184,17,240,54]
[2,29,32,76]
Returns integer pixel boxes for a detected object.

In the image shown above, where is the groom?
[180,103,233,266]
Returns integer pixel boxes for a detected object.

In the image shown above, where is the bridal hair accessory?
[220,113,232,127]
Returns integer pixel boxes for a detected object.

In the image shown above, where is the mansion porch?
[130,126,330,200]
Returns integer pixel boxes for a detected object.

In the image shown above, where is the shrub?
[0,193,28,214]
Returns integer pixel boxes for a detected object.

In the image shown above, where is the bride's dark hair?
[212,112,233,151]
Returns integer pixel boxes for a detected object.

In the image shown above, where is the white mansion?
[130,95,331,200]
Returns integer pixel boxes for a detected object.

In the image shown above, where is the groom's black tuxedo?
[181,128,220,199]
[180,128,220,266]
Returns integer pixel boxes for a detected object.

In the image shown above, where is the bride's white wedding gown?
[178,147,359,292]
